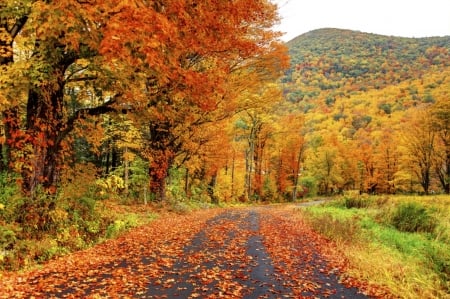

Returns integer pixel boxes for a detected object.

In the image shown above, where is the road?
[1,206,373,298]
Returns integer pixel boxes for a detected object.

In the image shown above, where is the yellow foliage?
[96,175,125,194]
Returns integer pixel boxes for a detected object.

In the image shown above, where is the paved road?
[1,207,370,298]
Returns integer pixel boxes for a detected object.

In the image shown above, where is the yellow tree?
[232,83,284,200]
[304,133,344,195]
[272,113,305,200]
[430,98,450,193]
[400,107,436,194]
[373,128,400,193]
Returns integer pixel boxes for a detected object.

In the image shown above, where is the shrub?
[344,197,367,209]
[0,224,17,252]
[0,172,21,223]
[343,193,372,209]
[391,202,437,233]
[170,202,192,214]
[105,214,138,238]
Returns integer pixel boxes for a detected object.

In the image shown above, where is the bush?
[105,214,139,238]
[0,224,18,252]
[0,172,21,223]
[344,197,365,208]
[343,195,372,209]
[391,202,437,233]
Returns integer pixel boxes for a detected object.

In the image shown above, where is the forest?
[284,28,450,196]
[0,1,449,271]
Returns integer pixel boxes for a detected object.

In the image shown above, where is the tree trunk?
[253,129,265,199]
[124,147,129,195]
[207,171,219,204]
[21,76,67,195]
[184,168,190,197]
[147,121,175,201]
[292,143,303,201]
[10,47,80,195]
[149,158,168,201]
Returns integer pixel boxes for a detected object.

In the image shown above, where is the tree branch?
[66,75,98,83]
[57,95,121,145]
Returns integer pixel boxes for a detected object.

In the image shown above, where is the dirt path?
[0,206,376,298]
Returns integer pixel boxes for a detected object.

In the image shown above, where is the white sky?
[273,0,450,42]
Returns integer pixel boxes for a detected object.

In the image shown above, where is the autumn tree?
[430,99,450,194]
[231,83,286,201]
[374,129,400,193]
[0,0,287,201]
[270,114,305,200]
[0,1,131,196]
[303,133,345,195]
[400,107,436,194]
[103,0,288,201]
[0,0,31,172]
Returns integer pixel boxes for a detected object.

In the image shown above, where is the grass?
[301,194,450,298]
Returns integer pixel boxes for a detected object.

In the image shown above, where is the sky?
[273,0,450,42]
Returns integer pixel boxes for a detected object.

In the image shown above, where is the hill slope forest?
[282,28,450,196]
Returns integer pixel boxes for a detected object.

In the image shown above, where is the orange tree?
[0,0,287,200]
[105,0,288,200]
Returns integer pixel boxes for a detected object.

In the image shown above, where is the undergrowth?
[0,168,219,271]
[0,173,158,271]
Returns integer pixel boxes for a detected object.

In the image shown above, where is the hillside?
[284,28,449,101]
[281,28,450,194]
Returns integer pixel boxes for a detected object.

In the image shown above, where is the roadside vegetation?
[0,176,153,271]
[300,193,450,298]
[0,165,244,272]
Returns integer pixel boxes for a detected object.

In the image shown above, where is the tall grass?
[301,195,450,298]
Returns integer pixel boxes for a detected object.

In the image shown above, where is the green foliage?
[0,224,17,252]
[167,167,187,201]
[391,202,437,233]
[0,172,21,223]
[127,157,150,197]
[0,180,114,269]
[110,156,149,201]
[105,214,139,239]
[299,176,317,196]
[96,174,125,198]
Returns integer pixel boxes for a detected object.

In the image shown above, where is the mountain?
[282,28,449,111]
[279,28,450,194]
[284,28,449,98]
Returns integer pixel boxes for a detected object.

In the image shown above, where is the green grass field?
[300,194,450,298]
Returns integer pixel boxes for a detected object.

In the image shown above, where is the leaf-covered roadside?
[0,208,222,298]
[0,206,390,298]
[260,206,393,298]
